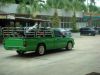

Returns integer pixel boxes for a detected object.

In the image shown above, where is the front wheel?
[66,42,73,50]
[16,51,25,56]
[36,45,46,56]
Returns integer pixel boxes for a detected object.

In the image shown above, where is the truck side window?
[54,30,62,37]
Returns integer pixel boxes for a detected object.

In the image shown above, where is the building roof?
[0,4,83,18]
[15,17,50,22]
[0,13,50,22]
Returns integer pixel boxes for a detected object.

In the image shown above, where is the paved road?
[0,34,100,75]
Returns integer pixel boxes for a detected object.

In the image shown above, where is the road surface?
[0,34,100,75]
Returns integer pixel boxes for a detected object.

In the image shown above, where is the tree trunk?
[71,9,77,32]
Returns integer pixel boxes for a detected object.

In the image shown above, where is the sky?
[85,0,100,7]
[94,0,100,7]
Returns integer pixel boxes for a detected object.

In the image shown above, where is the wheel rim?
[68,43,72,50]
[39,46,45,55]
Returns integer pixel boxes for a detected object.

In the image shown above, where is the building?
[0,4,86,29]
[83,13,100,27]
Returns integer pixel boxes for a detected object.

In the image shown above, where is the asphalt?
[0,33,100,75]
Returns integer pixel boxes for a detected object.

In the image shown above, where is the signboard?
[0,15,15,19]
[0,15,6,19]
[7,15,15,19]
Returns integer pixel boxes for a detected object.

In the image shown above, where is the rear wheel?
[66,42,73,50]
[16,51,25,56]
[36,45,46,56]
[92,33,95,36]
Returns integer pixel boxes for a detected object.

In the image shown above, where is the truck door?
[54,30,64,49]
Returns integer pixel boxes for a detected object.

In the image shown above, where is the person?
[26,22,38,33]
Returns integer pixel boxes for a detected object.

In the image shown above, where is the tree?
[17,0,45,18]
[0,0,15,8]
[0,0,15,4]
[51,12,60,28]
[46,0,65,28]
[64,0,86,31]
[88,0,100,14]
[89,5,98,13]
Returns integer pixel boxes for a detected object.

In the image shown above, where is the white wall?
[0,4,18,13]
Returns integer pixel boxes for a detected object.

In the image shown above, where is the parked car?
[80,27,96,36]
[56,28,72,37]
[64,28,72,37]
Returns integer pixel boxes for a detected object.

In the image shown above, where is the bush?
[71,29,79,33]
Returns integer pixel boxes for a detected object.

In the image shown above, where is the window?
[54,30,62,37]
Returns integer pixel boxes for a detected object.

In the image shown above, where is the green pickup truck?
[2,18,74,55]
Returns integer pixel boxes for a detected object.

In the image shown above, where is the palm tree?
[0,0,15,9]
[17,0,45,18]
[0,0,15,6]
[64,0,86,31]
[17,0,29,14]
[46,0,65,28]
[89,0,95,12]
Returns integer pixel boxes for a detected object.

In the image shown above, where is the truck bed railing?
[2,27,53,38]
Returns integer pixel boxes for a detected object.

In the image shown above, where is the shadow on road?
[86,72,100,75]
[5,49,74,59]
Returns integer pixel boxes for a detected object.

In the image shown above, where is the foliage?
[0,0,15,3]
[17,0,45,18]
[89,4,98,12]
[46,0,65,28]
[64,0,86,31]
[46,0,65,9]
[65,0,86,11]
[71,12,77,31]
[51,11,60,28]
[0,0,15,7]
[88,0,100,14]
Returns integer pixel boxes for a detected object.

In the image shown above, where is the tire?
[16,50,25,56]
[36,45,46,56]
[92,34,95,36]
[66,42,73,50]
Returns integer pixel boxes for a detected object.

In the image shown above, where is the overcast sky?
[85,0,100,7]
[44,0,100,7]
[95,0,100,7]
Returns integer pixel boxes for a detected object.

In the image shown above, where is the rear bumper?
[4,46,27,51]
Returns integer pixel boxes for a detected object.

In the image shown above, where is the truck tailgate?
[4,37,24,48]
